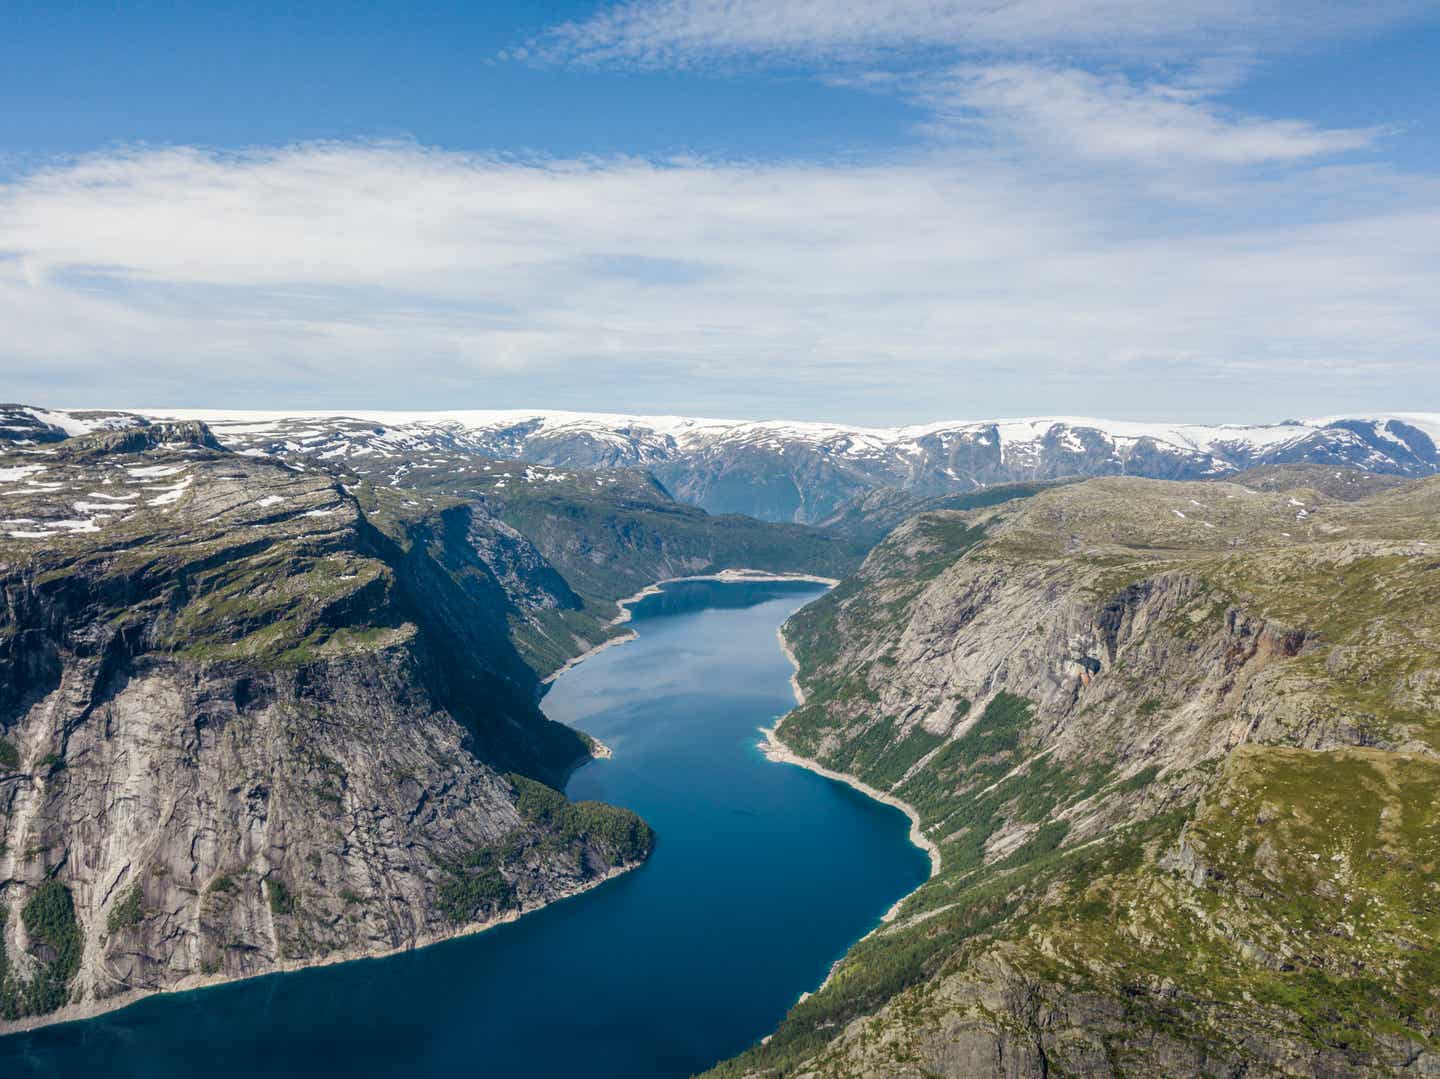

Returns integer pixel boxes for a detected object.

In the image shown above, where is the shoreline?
[541,629,639,687]
[776,628,807,705]
[759,621,943,1007]
[0,859,638,1039]
[761,621,942,893]
[758,726,942,886]
[542,570,836,689]
[608,569,840,627]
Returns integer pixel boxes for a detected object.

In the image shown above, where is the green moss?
[208,873,238,895]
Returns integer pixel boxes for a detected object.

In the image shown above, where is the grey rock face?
[0,429,649,1027]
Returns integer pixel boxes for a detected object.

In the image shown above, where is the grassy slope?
[711,474,1440,1076]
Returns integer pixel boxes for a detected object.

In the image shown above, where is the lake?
[1,578,931,1077]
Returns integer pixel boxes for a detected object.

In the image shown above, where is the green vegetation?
[265,879,294,916]
[0,881,84,1019]
[436,858,513,924]
[106,884,144,935]
[436,776,654,926]
[0,736,18,770]
[511,774,653,866]
[823,480,1063,547]
[1009,747,1440,1061]
[208,873,238,895]
[714,476,1440,1075]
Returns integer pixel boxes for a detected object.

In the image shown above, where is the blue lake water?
[2,579,930,1077]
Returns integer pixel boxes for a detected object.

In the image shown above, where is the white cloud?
[521,0,1421,67]
[2,141,1438,418]
[521,2,1396,178]
[920,64,1385,165]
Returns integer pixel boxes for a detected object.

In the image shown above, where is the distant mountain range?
[6,404,1438,523]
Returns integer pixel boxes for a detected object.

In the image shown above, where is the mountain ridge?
[44,405,1435,524]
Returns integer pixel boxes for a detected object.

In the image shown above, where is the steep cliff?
[714,473,1440,1077]
[0,425,651,1028]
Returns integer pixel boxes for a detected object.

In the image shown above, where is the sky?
[2,1,1439,425]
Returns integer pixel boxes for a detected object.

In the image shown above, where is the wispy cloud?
[2,141,1437,418]
[518,1,1398,177]
[919,64,1386,166]
[517,0,1421,67]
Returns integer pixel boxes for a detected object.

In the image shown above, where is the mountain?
[94,407,1440,524]
[711,468,1440,1077]
[0,415,856,1030]
[0,404,142,445]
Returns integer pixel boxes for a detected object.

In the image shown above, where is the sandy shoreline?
[760,622,944,1007]
[776,629,807,705]
[541,629,639,686]
[758,727,942,885]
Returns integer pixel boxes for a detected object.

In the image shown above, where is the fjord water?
[3,579,930,1078]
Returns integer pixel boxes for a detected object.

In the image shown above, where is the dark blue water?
[2,579,929,1077]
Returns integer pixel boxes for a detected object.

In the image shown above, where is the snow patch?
[147,475,193,505]
[0,465,47,482]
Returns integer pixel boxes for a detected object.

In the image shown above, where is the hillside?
[712,472,1440,1076]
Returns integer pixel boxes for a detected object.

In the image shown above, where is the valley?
[1,578,929,1077]
[3,404,1439,1076]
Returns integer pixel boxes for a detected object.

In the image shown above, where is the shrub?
[265,879,294,916]
[17,881,83,1016]
[437,867,512,924]
[106,884,144,935]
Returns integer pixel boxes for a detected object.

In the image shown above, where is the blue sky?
[2,1,1439,423]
